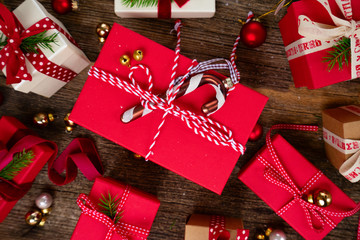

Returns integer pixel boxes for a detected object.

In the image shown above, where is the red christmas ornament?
[248,123,263,141]
[52,0,78,15]
[240,20,267,48]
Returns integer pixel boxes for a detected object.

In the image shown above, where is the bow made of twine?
[297,0,360,78]
[88,20,245,161]
[77,187,150,240]
[257,124,360,238]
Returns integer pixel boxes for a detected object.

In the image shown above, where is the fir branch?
[122,0,173,7]
[98,192,123,224]
[0,149,34,180]
[0,30,58,54]
[323,37,351,71]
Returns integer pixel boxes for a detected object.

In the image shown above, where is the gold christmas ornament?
[120,55,131,67]
[265,227,273,237]
[133,50,143,61]
[33,113,56,127]
[41,207,52,215]
[96,23,111,43]
[64,113,76,133]
[133,153,143,159]
[306,193,314,204]
[25,210,42,226]
[38,215,47,227]
[256,233,265,239]
[314,190,332,207]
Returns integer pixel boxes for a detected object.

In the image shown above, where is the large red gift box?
[70,23,268,194]
[238,132,357,239]
[0,116,55,222]
[71,177,160,240]
[279,0,360,89]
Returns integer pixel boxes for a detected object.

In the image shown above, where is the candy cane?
[121,73,228,123]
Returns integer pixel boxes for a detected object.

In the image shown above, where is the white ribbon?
[293,0,360,79]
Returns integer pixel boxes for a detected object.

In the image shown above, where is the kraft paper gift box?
[114,0,215,18]
[238,132,357,240]
[2,0,90,97]
[70,23,268,194]
[185,214,248,240]
[279,0,360,89]
[0,116,55,223]
[71,177,160,240]
[322,105,360,182]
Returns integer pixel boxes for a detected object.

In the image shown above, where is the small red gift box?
[0,116,55,223]
[70,23,268,194]
[71,177,160,240]
[279,0,360,89]
[238,125,358,240]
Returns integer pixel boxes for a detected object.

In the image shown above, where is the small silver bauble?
[269,229,286,240]
[35,193,53,210]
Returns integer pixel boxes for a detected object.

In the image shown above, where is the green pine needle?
[121,0,173,7]
[323,37,351,71]
[0,30,58,54]
[98,192,123,224]
[0,149,34,180]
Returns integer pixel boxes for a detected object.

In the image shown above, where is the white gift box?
[3,0,90,98]
[114,0,215,18]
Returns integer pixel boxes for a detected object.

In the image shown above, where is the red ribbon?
[260,124,360,239]
[0,128,103,201]
[208,215,249,240]
[77,187,150,240]
[0,3,78,84]
[157,0,189,18]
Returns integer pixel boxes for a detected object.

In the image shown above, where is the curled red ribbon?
[157,0,189,18]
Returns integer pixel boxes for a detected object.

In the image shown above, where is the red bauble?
[52,0,74,14]
[240,20,267,48]
[248,123,263,141]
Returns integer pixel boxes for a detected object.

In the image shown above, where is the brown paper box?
[184,214,243,240]
[322,105,360,169]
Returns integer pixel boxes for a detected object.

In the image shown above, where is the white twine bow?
[298,0,360,78]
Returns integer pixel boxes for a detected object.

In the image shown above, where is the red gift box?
[71,177,160,240]
[70,23,268,194]
[0,116,55,223]
[238,126,358,239]
[279,0,360,89]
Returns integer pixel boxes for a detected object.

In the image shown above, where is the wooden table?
[1,0,359,239]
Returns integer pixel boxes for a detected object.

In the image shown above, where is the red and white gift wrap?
[238,124,360,240]
[0,116,56,223]
[1,0,89,97]
[70,23,268,194]
[114,0,215,18]
[279,0,360,89]
[209,216,249,240]
[71,177,160,240]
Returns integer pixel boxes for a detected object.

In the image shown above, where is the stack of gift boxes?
[1,0,360,239]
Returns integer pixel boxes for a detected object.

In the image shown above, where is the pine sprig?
[122,0,173,7]
[0,149,34,180]
[323,37,351,71]
[98,192,123,224]
[0,30,58,54]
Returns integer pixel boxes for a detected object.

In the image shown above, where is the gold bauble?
[315,190,332,207]
[133,50,143,61]
[33,113,55,127]
[96,23,111,41]
[65,125,74,133]
[41,207,52,215]
[120,55,131,67]
[99,37,106,43]
[307,193,314,204]
[25,210,42,226]
[38,215,47,227]
[256,233,265,239]
[265,227,273,237]
[64,113,76,127]
[133,153,142,159]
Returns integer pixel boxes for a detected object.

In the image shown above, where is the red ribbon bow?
[77,187,150,240]
[208,215,249,240]
[259,124,360,239]
[158,0,189,18]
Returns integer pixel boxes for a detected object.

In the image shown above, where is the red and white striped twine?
[76,187,150,240]
[257,124,360,238]
[88,20,246,161]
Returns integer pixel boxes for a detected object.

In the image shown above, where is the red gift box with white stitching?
[0,116,55,223]
[71,177,160,240]
[70,23,268,194]
[279,0,360,89]
[238,134,357,239]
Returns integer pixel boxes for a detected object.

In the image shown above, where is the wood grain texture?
[0,0,360,239]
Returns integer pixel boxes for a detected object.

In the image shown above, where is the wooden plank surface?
[0,0,360,239]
